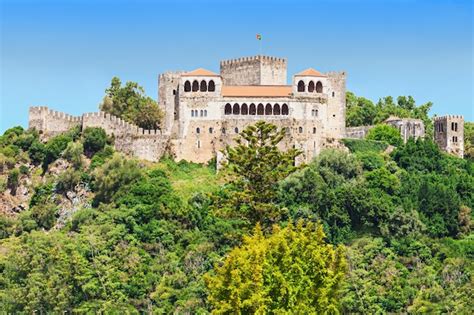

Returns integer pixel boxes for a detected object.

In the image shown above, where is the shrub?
[367,124,403,146]
[7,168,20,195]
[82,127,108,157]
[342,138,388,153]
[62,142,84,169]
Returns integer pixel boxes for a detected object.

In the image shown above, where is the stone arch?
[241,103,248,115]
[316,81,323,93]
[184,81,191,92]
[257,103,264,115]
[297,80,305,92]
[208,80,215,92]
[273,103,281,115]
[308,81,315,92]
[225,103,232,115]
[192,80,199,92]
[265,103,272,115]
[200,80,207,92]
[233,103,240,115]
[249,103,256,115]
[282,103,289,115]
[200,110,203,117]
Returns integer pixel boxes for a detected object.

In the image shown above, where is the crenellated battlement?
[434,115,464,121]
[220,55,287,66]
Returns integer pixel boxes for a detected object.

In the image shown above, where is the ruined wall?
[434,115,464,158]
[29,106,81,139]
[220,56,287,86]
[345,126,374,139]
[385,118,425,143]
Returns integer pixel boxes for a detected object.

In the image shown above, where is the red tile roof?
[295,68,326,77]
[182,68,220,76]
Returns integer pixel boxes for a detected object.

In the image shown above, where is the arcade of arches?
[297,80,323,93]
[184,80,216,92]
[224,103,289,116]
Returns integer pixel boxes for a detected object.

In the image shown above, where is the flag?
[256,34,262,40]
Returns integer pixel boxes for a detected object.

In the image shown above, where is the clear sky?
[1,0,473,132]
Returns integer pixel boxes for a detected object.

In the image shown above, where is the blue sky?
[1,0,472,132]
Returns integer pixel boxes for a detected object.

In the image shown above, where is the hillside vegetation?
[0,87,473,313]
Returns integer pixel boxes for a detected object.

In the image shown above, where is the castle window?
[192,80,199,92]
[225,103,232,115]
[265,103,272,115]
[200,110,203,117]
[209,127,213,133]
[200,80,207,92]
[191,110,194,117]
[233,103,240,115]
[308,81,315,92]
[453,136,457,143]
[313,127,316,134]
[222,128,226,134]
[299,127,303,133]
[173,89,176,95]
[297,80,305,92]
[274,104,281,115]
[257,103,264,115]
[316,81,323,93]
[455,123,458,132]
[196,127,200,134]
[241,103,248,115]
[282,104,289,115]
[197,140,201,148]
[249,103,256,115]
[204,110,207,117]
[332,91,335,97]
[208,80,215,92]
[235,127,239,133]
[184,81,191,92]
[315,109,318,117]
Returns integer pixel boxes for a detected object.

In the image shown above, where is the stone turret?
[434,115,464,158]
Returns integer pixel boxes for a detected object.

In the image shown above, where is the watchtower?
[434,115,464,158]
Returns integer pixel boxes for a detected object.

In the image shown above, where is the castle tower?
[434,115,464,158]
[158,72,183,135]
[220,55,287,86]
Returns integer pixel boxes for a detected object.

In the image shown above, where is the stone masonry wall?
[29,107,170,162]
[220,56,287,86]
[434,115,464,158]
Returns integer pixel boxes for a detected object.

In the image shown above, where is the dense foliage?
[346,92,433,137]
[0,119,472,313]
[99,77,163,130]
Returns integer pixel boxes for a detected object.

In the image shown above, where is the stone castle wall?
[29,107,170,162]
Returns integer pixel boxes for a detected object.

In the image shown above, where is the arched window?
[200,110,203,117]
[249,103,256,115]
[222,128,226,134]
[241,103,248,115]
[316,81,323,93]
[208,80,215,92]
[297,80,305,92]
[235,127,239,133]
[273,103,281,115]
[196,127,200,134]
[197,140,200,148]
[204,110,207,117]
[265,103,272,115]
[332,91,335,97]
[225,103,232,115]
[191,110,194,117]
[184,81,191,92]
[209,127,213,133]
[257,103,264,115]
[282,104,289,115]
[308,81,315,92]
[233,103,240,115]
[192,80,199,92]
[313,127,316,134]
[200,80,207,92]
[299,127,303,133]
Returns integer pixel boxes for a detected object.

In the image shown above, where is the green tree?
[82,127,108,157]
[346,91,377,127]
[99,77,163,129]
[7,168,20,195]
[464,121,474,160]
[367,124,403,146]
[216,121,301,227]
[205,221,347,314]
[92,153,143,205]
[62,141,84,169]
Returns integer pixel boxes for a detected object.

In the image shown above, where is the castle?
[28,55,465,162]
